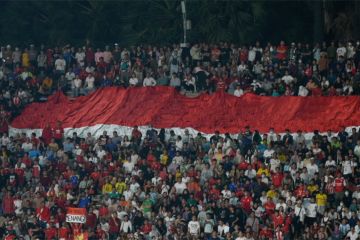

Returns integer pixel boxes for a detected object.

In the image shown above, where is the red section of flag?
[11,86,360,133]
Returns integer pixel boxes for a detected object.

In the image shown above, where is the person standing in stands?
[52,121,64,148]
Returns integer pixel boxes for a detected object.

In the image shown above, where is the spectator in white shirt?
[237,61,247,73]
[234,85,244,97]
[298,85,309,96]
[306,158,319,178]
[54,56,66,74]
[85,73,95,94]
[75,47,86,67]
[305,198,317,225]
[337,43,347,60]
[21,138,33,152]
[120,215,133,233]
[217,220,230,237]
[174,178,187,194]
[281,70,295,85]
[188,216,200,237]
[129,73,139,87]
[347,227,358,240]
[244,165,257,179]
[143,73,156,87]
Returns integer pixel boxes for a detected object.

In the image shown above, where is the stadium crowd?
[1,124,360,240]
[1,41,360,240]
[1,41,360,122]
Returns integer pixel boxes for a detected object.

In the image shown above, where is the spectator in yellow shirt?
[160,150,169,166]
[214,147,223,162]
[316,189,327,215]
[266,185,278,200]
[307,179,319,195]
[102,179,113,194]
[115,178,127,194]
[22,48,30,67]
[257,163,270,177]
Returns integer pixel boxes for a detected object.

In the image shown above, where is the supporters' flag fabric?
[66,208,87,223]
[9,86,360,137]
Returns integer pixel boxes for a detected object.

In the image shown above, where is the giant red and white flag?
[9,86,360,138]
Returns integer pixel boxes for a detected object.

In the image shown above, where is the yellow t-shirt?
[316,193,327,206]
[175,171,182,180]
[257,168,270,177]
[115,182,127,194]
[307,184,319,194]
[22,53,30,67]
[160,154,169,165]
[278,153,287,163]
[267,190,278,199]
[102,183,113,194]
[214,153,223,161]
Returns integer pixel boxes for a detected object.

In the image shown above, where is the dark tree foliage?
[0,0,358,47]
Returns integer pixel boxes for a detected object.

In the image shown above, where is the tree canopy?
[0,0,359,47]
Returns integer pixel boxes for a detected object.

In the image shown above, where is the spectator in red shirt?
[2,191,14,216]
[140,219,152,234]
[41,123,53,145]
[52,121,64,146]
[294,181,309,199]
[44,223,57,240]
[108,213,120,239]
[58,223,70,240]
[334,171,347,205]
[272,210,285,229]
[36,202,51,227]
[259,225,273,239]
[264,197,276,217]
[241,191,253,214]
[271,167,284,188]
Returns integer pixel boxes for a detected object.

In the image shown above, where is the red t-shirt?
[42,126,53,144]
[273,214,284,228]
[109,217,120,233]
[53,127,64,140]
[58,227,70,239]
[32,165,41,178]
[259,229,273,238]
[45,227,57,240]
[14,167,25,184]
[264,201,275,216]
[334,177,346,192]
[141,224,152,234]
[271,173,284,188]
[98,206,109,217]
[241,196,253,213]
[36,206,51,222]
[295,186,308,198]
[22,156,31,168]
[277,45,287,60]
[86,213,97,229]
[238,161,249,170]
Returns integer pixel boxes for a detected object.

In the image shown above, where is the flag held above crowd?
[66,208,87,224]
[9,86,360,137]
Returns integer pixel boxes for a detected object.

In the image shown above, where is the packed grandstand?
[1,42,360,240]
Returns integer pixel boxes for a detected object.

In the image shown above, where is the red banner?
[10,86,360,133]
[66,208,87,223]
